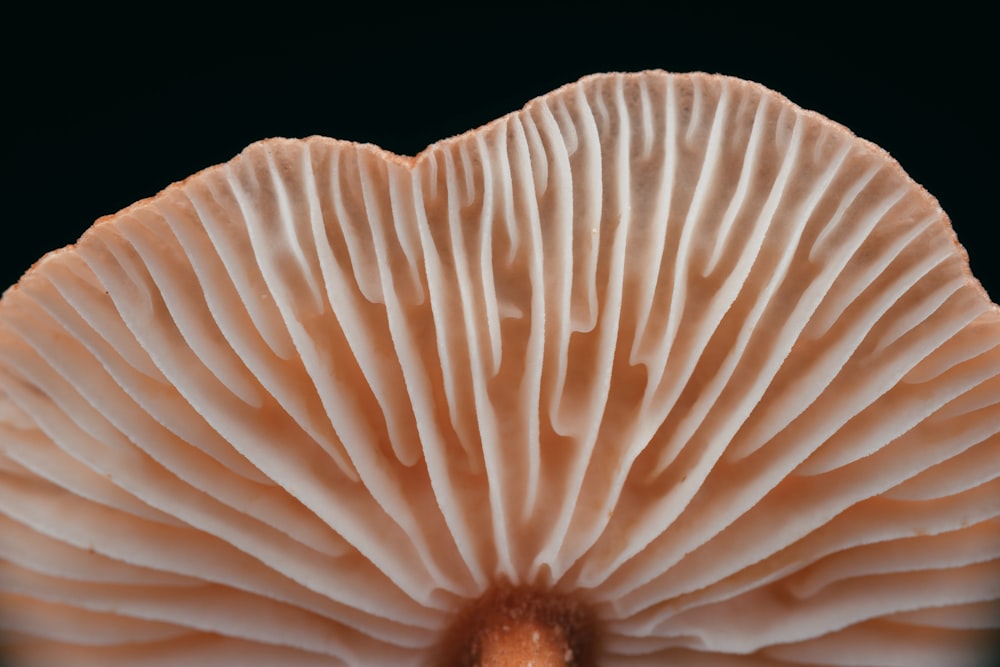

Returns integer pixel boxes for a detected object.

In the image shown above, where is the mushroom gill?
[0,71,998,667]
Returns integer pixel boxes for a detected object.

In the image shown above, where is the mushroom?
[0,71,998,667]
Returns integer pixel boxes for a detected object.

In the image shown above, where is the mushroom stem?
[474,608,575,667]
[440,586,596,667]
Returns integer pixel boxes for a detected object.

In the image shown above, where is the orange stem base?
[438,586,596,667]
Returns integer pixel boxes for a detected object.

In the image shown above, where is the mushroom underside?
[1,71,998,666]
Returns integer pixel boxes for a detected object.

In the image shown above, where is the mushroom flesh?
[0,71,998,666]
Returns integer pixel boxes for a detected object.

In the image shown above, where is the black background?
[0,6,998,665]
[2,9,997,300]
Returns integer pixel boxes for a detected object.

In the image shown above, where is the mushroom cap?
[1,71,998,666]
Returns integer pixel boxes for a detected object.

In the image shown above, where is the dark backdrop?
[2,9,997,299]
